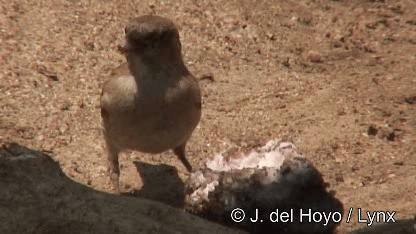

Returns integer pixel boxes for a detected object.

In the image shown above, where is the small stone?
[306,51,322,63]
[386,131,395,141]
[199,73,215,82]
[59,123,69,134]
[36,135,45,141]
[404,96,416,104]
[335,173,344,182]
[85,42,95,51]
[393,161,404,166]
[266,33,275,40]
[367,125,378,136]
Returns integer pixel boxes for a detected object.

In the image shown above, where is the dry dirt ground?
[1,0,415,233]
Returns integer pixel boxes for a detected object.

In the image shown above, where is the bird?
[100,15,201,193]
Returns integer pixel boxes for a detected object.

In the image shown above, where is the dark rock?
[185,140,343,234]
[367,125,378,136]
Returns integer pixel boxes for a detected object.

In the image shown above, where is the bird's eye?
[124,27,128,35]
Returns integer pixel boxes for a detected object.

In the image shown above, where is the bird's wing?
[100,63,132,119]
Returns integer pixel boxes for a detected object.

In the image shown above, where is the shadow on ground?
[121,161,185,208]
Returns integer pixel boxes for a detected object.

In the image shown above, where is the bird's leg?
[105,139,121,193]
[173,143,193,172]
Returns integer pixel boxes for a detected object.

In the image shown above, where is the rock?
[185,140,343,233]
[349,218,416,234]
[306,51,323,63]
[404,96,416,105]
[367,125,378,136]
[0,143,242,234]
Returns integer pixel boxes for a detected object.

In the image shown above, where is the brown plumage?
[100,15,201,192]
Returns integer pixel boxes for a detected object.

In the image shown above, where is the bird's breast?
[102,73,200,152]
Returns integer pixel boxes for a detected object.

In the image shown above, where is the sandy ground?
[1,0,415,232]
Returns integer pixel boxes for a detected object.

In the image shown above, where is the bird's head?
[122,15,182,63]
